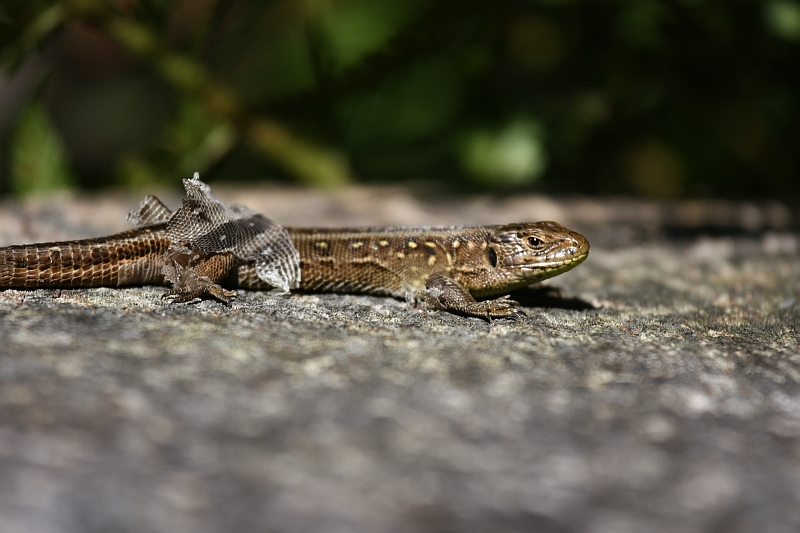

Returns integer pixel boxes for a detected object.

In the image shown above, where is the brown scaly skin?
[0,221,589,319]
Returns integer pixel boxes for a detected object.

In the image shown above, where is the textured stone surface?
[1,187,798,533]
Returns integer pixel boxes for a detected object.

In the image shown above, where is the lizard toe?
[162,283,237,306]
[485,299,525,320]
[162,288,199,303]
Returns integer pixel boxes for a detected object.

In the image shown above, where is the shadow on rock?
[509,285,596,311]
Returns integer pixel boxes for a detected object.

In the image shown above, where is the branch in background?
[62,0,354,188]
[0,4,64,72]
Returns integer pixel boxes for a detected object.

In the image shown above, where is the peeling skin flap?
[127,174,301,293]
[127,196,173,227]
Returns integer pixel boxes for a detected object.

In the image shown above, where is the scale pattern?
[0,226,169,288]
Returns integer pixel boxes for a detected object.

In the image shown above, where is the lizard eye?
[527,236,542,248]
[487,248,498,267]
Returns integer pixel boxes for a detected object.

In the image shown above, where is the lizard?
[0,176,589,320]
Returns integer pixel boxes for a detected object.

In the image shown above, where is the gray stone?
[1,188,798,533]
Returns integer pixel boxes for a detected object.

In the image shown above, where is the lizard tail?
[0,227,171,289]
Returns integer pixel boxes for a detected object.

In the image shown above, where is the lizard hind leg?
[161,246,238,305]
[410,273,525,321]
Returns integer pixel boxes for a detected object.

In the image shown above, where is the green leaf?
[765,0,800,42]
[315,0,425,73]
[460,119,549,187]
[11,99,75,195]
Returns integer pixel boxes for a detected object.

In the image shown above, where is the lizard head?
[481,221,590,294]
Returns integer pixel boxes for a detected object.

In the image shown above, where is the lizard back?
[292,226,494,297]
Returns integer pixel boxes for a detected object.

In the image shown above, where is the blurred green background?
[0,0,798,198]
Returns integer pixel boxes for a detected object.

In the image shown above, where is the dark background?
[0,0,798,198]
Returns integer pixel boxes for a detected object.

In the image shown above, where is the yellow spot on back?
[315,241,328,249]
[407,241,418,249]
[396,252,405,259]
[467,241,476,250]
[378,240,389,247]
[424,242,437,248]
[351,241,364,249]
[428,256,437,266]
[452,240,460,249]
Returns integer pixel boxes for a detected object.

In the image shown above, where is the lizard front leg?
[410,273,525,321]
[161,246,238,304]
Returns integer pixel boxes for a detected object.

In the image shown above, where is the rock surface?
[1,186,798,533]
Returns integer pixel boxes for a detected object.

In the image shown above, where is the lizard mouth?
[513,251,589,280]
[537,251,589,271]
[508,246,590,268]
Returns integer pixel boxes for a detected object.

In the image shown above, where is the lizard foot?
[459,295,527,322]
[161,245,237,305]
[162,279,237,305]
[412,274,527,321]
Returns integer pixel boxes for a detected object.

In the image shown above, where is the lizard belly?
[234,251,451,297]
[297,255,449,297]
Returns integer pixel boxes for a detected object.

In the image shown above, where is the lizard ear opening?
[487,247,498,268]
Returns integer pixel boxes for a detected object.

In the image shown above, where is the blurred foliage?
[0,0,798,198]
[11,99,75,194]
